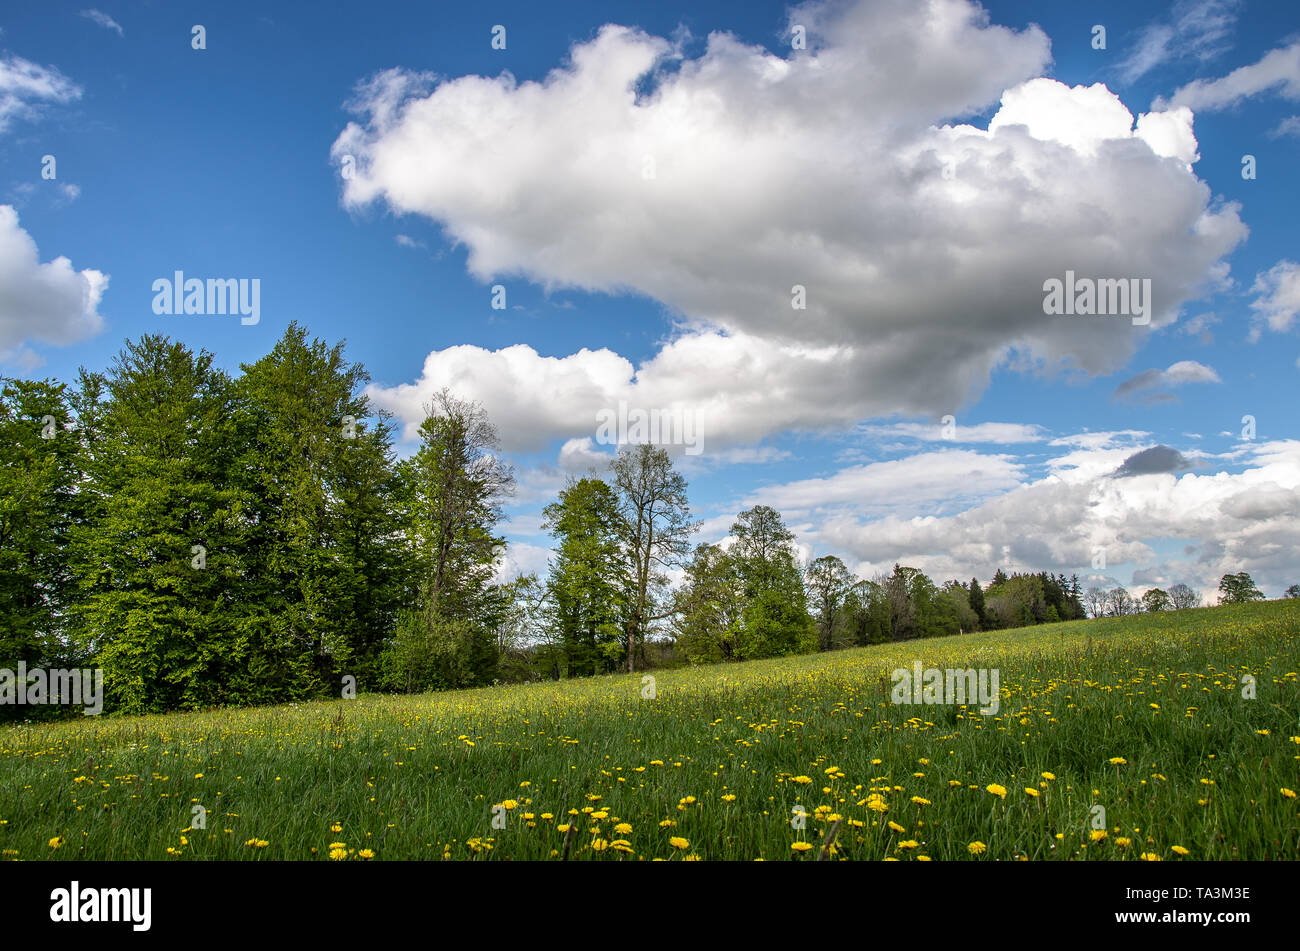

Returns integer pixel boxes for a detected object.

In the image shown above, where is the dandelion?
[614,823,633,835]
[1024,788,1039,798]
[986,784,1007,799]
[669,836,689,850]
[791,842,813,853]
[888,821,906,833]
[48,837,64,850]
[910,796,930,806]
[1171,845,1189,856]
[1089,829,1107,842]
[967,841,986,855]
[1281,788,1297,799]
[791,776,812,785]
[1041,772,1056,781]
[1108,757,1127,765]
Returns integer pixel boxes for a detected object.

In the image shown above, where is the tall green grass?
[3,600,1297,860]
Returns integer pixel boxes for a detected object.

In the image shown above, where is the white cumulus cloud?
[0,205,107,364]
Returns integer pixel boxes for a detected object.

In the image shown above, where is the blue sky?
[2,0,1298,600]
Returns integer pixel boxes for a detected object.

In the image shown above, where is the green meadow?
[3,600,1298,861]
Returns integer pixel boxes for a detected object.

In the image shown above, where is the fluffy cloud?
[0,53,81,132]
[788,439,1300,598]
[1248,260,1300,339]
[0,206,107,364]
[1162,39,1300,111]
[368,330,869,454]
[341,0,1244,451]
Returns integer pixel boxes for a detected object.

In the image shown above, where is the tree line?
[2,326,1289,716]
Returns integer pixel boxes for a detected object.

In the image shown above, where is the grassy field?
[3,600,1298,861]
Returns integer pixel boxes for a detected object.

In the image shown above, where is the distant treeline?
[0,325,1280,717]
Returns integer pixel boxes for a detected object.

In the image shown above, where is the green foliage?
[1218,572,1264,604]
[1141,588,1171,612]
[0,378,83,676]
[610,444,696,672]
[805,555,855,651]
[542,478,629,676]
[673,543,745,663]
[67,335,256,714]
[392,389,513,688]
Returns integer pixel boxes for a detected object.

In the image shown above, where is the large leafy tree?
[69,336,250,713]
[672,543,745,663]
[0,378,84,675]
[542,477,628,676]
[844,578,891,645]
[1140,588,1170,612]
[1218,571,1264,604]
[234,323,404,699]
[388,389,513,689]
[610,444,696,672]
[729,506,814,657]
[805,555,856,651]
